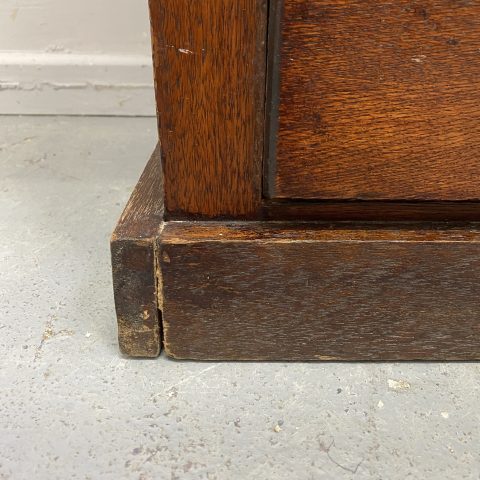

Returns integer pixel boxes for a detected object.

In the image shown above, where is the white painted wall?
[0,0,155,115]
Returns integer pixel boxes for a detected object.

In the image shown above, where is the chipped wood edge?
[111,144,164,358]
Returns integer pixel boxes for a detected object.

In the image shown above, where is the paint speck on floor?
[388,378,411,392]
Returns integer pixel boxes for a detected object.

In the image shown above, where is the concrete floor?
[1,116,479,480]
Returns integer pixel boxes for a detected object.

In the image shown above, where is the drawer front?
[267,0,480,201]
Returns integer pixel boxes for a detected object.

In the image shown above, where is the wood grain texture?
[160,221,480,361]
[262,200,480,222]
[150,0,267,218]
[111,144,163,358]
[270,0,480,201]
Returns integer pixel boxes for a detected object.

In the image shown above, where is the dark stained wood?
[159,221,480,361]
[149,0,267,218]
[111,3,480,361]
[111,144,163,358]
[269,0,480,201]
[262,200,480,222]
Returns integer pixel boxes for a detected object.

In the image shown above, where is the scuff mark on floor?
[318,438,364,474]
[34,315,74,361]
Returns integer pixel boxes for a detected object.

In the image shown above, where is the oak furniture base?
[111,145,163,358]
[111,146,480,360]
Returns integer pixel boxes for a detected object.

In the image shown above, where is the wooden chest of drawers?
[112,0,480,360]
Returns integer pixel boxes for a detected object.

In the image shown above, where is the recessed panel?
[269,0,480,200]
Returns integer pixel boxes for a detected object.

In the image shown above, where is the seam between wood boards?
[154,222,165,352]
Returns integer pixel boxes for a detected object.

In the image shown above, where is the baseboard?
[0,52,156,116]
[159,221,480,361]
